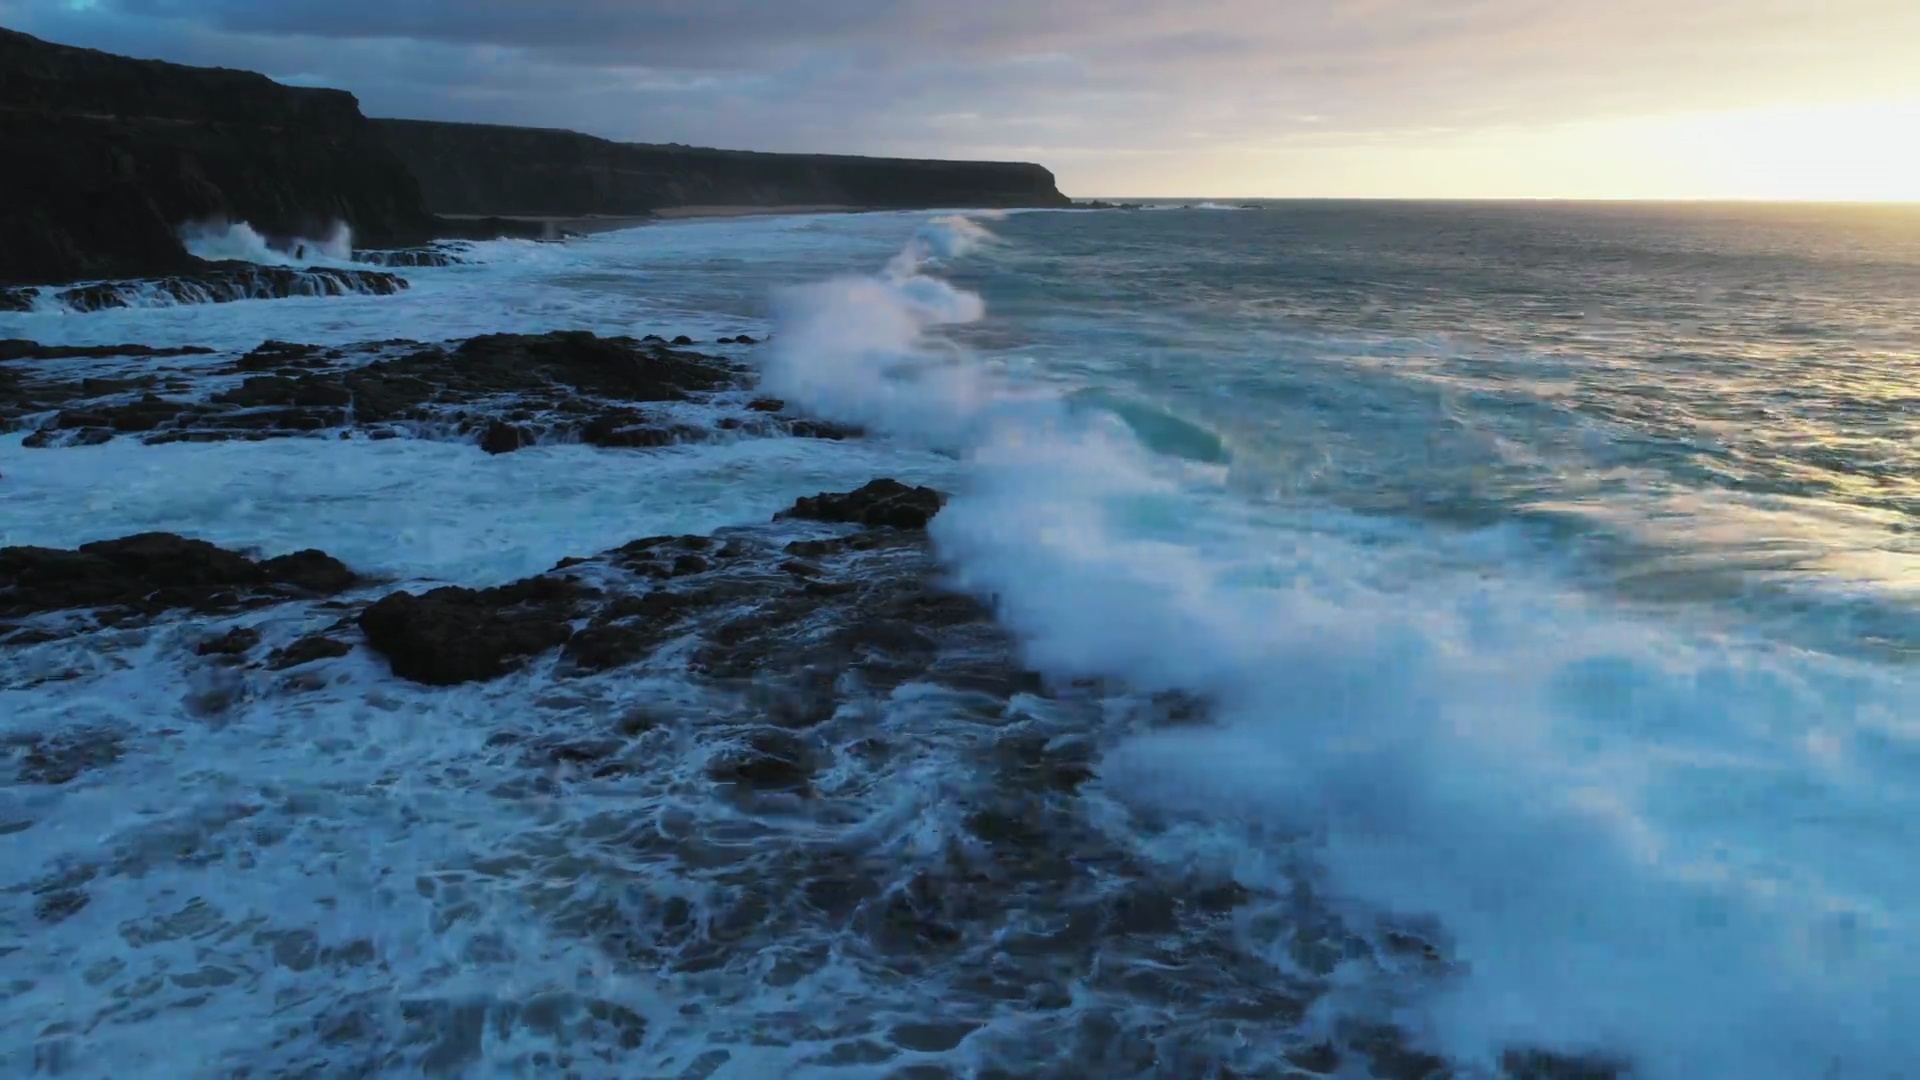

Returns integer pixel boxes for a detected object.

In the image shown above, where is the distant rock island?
[0,27,1073,287]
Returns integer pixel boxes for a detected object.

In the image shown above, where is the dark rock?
[709,729,816,792]
[47,263,408,313]
[776,479,948,530]
[581,411,677,448]
[235,340,326,372]
[0,340,215,362]
[195,626,261,657]
[786,418,860,440]
[747,398,785,412]
[0,27,437,288]
[213,375,354,409]
[479,420,530,455]
[258,550,358,594]
[0,287,36,312]
[267,635,354,669]
[452,331,736,402]
[358,580,585,686]
[350,246,467,268]
[671,335,695,346]
[0,533,357,619]
[13,330,739,450]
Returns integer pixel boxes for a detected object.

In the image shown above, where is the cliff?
[374,119,1072,217]
[0,28,437,286]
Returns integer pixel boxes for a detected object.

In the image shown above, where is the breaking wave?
[757,214,1920,1079]
[180,219,355,265]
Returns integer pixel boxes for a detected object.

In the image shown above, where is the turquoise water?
[966,203,1920,656]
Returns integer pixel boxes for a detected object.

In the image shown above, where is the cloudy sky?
[6,0,1919,198]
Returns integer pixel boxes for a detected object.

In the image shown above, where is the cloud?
[5,0,1918,193]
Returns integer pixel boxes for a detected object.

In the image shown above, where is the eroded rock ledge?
[2,330,848,449]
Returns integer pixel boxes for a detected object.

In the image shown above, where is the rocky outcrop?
[1,331,847,451]
[0,532,356,626]
[776,479,948,530]
[8,262,408,313]
[0,28,437,286]
[374,119,1072,217]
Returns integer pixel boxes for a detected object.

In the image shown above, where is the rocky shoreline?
[0,324,1622,1079]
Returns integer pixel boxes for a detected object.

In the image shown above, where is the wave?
[179,220,468,269]
[756,214,1918,1078]
[181,219,355,265]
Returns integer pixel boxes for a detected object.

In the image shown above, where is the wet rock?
[358,579,585,686]
[671,335,694,346]
[776,479,948,530]
[453,331,735,402]
[709,729,817,792]
[581,410,678,448]
[747,398,784,412]
[267,635,353,669]
[0,340,215,362]
[212,374,353,409]
[0,287,36,313]
[48,262,407,313]
[259,550,358,594]
[234,340,327,372]
[13,330,748,450]
[0,533,358,619]
[786,418,859,440]
[560,621,666,673]
[479,420,530,455]
[350,246,467,268]
[195,626,261,658]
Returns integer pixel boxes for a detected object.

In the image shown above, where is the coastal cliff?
[0,28,436,286]
[374,119,1072,217]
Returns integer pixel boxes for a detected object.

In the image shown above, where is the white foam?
[0,431,952,587]
[754,213,1920,1078]
[180,219,355,265]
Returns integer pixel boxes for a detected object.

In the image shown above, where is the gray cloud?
[5,0,1916,192]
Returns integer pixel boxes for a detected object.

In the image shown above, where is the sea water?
[2,203,1917,1078]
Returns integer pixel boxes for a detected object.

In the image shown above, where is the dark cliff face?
[0,28,437,286]
[374,119,1072,217]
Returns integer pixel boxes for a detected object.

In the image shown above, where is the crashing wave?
[756,213,1915,1080]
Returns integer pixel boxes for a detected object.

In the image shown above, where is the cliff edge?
[0,28,437,286]
[374,119,1072,218]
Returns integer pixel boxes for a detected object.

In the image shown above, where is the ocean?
[2,202,1917,1078]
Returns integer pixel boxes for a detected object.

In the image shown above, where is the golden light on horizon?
[1583,99,1920,203]
[1086,98,1920,203]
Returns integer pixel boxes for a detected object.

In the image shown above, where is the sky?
[5,0,1919,200]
